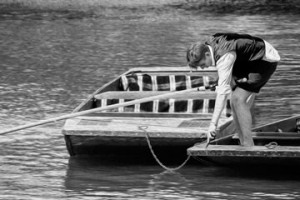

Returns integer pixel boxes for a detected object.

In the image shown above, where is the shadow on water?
[211,165,300,181]
[64,156,187,194]
[64,156,300,198]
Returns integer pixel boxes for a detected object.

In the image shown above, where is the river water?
[0,2,300,199]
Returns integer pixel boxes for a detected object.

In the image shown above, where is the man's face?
[198,52,212,69]
[189,52,212,70]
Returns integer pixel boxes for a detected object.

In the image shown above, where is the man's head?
[186,42,212,69]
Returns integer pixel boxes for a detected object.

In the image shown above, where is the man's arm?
[209,52,236,136]
[211,93,228,126]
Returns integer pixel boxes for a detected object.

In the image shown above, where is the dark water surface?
[0,4,300,200]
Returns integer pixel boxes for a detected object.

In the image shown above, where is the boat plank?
[188,144,300,157]
[129,66,217,72]
[64,129,208,138]
[84,112,213,118]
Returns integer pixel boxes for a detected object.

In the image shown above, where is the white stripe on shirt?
[263,40,280,62]
[208,45,216,66]
[215,52,236,95]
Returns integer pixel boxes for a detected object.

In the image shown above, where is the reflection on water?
[65,157,300,199]
[0,2,300,199]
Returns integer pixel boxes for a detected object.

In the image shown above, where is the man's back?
[206,33,265,62]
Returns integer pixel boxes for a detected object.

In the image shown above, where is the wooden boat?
[188,115,300,166]
[62,67,233,158]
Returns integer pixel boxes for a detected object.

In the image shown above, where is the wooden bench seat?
[93,91,232,115]
[94,91,216,100]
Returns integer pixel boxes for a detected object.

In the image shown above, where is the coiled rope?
[138,125,191,171]
[265,141,278,149]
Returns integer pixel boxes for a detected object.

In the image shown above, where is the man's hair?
[186,42,209,68]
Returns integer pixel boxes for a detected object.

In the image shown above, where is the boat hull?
[65,135,203,162]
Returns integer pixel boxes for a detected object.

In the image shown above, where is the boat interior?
[64,67,233,139]
[208,115,300,147]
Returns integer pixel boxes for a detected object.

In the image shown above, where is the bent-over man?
[186,33,280,146]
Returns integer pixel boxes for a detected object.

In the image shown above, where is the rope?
[265,141,278,149]
[138,125,191,171]
[205,132,212,149]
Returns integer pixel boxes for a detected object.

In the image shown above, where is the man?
[186,33,280,146]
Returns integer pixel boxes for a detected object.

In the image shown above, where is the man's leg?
[230,98,243,144]
[247,93,256,126]
[231,87,254,147]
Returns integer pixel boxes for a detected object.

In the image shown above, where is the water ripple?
[0,4,300,199]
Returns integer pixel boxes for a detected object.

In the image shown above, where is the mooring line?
[138,125,191,171]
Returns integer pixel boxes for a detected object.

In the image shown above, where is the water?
[0,2,300,199]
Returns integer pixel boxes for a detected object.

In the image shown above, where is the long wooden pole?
[0,86,208,135]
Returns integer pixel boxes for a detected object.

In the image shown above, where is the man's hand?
[237,77,248,83]
[231,77,248,91]
[208,123,217,139]
[206,123,217,148]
